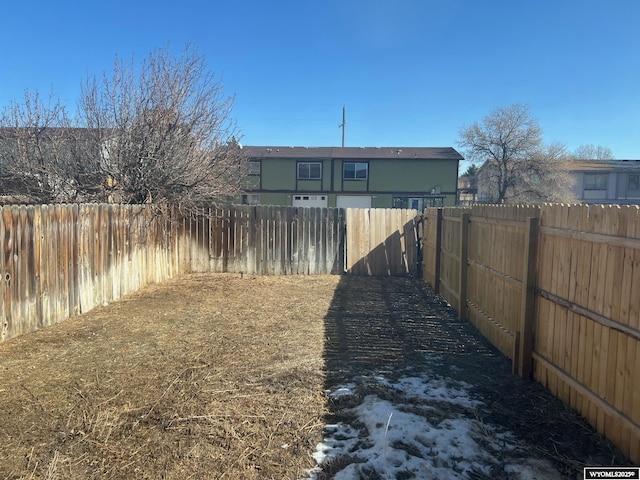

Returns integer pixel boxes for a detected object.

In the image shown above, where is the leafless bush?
[1,45,249,213]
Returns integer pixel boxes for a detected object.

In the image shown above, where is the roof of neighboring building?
[477,158,640,174]
[567,159,640,171]
[243,146,463,161]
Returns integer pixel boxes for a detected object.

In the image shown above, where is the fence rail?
[423,204,640,463]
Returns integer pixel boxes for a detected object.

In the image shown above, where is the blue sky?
[1,0,639,165]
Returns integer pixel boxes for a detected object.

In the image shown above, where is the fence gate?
[345,208,420,276]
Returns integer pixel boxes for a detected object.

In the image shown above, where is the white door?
[292,194,328,208]
[336,195,372,208]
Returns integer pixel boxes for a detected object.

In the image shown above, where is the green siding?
[243,154,459,208]
[322,159,332,190]
[371,194,392,208]
[297,179,323,190]
[341,179,368,192]
[244,176,261,189]
[256,192,292,205]
[260,158,296,189]
[369,159,457,192]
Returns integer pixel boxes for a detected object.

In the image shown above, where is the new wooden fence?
[423,204,640,463]
[345,208,419,276]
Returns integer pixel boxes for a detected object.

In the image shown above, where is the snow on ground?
[305,373,565,480]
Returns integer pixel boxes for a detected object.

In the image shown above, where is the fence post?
[518,216,539,379]
[459,212,470,321]
[414,214,423,279]
[247,206,257,275]
[434,208,443,294]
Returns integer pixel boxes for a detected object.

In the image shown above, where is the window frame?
[343,162,368,180]
[297,161,322,180]
[628,174,640,191]
[584,173,608,190]
[241,193,260,205]
[248,161,261,176]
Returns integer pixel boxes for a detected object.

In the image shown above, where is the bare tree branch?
[1,45,249,213]
[0,90,103,203]
[458,104,575,204]
[78,45,249,214]
[571,144,614,160]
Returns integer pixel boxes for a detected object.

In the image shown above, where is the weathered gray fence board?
[1,204,413,343]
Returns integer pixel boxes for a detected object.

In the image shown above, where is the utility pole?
[339,105,346,147]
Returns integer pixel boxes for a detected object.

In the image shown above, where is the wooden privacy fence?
[0,204,345,341]
[423,204,640,463]
[180,206,419,276]
[1,204,418,342]
[1,204,175,342]
[178,205,345,275]
[345,208,419,276]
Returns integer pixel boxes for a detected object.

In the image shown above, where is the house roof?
[477,158,640,173]
[567,159,640,172]
[243,146,463,161]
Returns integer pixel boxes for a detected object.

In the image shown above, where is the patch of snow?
[305,374,564,480]
[327,384,356,398]
[393,376,482,408]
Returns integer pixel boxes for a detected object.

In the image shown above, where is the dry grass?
[0,273,339,480]
[0,274,628,479]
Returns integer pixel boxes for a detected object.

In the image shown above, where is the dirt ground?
[0,274,631,479]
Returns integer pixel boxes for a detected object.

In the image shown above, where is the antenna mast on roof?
[339,105,346,147]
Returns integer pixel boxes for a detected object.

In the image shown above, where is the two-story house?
[241,146,463,209]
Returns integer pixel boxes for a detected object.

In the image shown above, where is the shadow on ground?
[318,275,631,479]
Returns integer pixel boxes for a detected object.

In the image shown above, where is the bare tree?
[458,104,575,204]
[572,144,614,160]
[1,46,247,210]
[0,90,102,203]
[508,142,576,203]
[78,45,249,212]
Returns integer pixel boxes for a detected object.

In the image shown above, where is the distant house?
[457,174,477,206]
[241,146,463,209]
[476,158,640,205]
[568,159,640,204]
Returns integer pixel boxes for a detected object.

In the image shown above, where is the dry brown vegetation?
[0,274,338,479]
[0,274,629,480]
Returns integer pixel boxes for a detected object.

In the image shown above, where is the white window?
[297,162,322,180]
